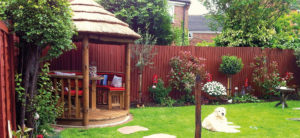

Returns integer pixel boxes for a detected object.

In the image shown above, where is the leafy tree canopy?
[201,0,296,48]
[291,0,300,10]
[2,0,76,59]
[97,0,173,45]
[0,0,76,132]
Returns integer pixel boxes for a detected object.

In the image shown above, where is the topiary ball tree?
[219,55,244,96]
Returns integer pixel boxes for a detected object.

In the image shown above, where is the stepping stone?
[143,133,176,138]
[293,107,300,110]
[118,126,148,134]
[288,118,300,121]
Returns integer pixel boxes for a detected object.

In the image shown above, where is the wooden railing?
[50,74,103,119]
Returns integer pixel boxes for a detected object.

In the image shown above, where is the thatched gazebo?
[69,0,140,126]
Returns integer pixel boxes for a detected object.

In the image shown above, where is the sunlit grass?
[60,101,300,138]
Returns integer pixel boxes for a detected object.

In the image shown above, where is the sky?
[188,0,209,15]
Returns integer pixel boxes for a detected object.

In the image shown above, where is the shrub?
[33,63,63,135]
[149,79,174,106]
[251,53,281,98]
[202,81,227,96]
[219,56,244,75]
[232,94,261,103]
[172,26,189,46]
[196,41,215,47]
[169,51,206,103]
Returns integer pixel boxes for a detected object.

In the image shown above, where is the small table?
[275,87,295,109]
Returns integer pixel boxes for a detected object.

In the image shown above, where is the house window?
[168,4,175,23]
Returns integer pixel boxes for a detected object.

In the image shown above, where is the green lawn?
[60,101,300,138]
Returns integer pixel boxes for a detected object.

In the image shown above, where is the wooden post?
[125,43,131,110]
[82,35,89,126]
[91,80,96,110]
[195,77,202,138]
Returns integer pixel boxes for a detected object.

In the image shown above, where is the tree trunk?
[227,75,232,96]
[18,42,41,133]
[138,71,143,104]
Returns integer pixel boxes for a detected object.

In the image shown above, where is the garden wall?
[0,21,16,138]
[50,43,300,103]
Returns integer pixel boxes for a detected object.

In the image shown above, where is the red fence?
[0,21,16,138]
[50,43,300,103]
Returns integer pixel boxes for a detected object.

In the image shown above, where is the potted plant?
[219,56,244,96]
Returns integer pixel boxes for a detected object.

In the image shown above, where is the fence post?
[195,75,202,138]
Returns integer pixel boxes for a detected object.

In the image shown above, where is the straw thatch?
[70,0,141,40]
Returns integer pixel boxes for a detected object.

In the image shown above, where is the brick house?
[168,0,190,29]
[188,15,221,46]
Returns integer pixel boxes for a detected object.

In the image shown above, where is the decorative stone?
[288,118,300,121]
[143,133,176,138]
[118,126,148,134]
[293,108,300,110]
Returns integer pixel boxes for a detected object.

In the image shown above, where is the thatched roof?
[70,0,141,41]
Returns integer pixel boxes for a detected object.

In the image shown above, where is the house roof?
[169,0,191,4]
[70,0,141,40]
[188,15,222,33]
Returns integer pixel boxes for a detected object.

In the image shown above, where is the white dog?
[202,107,240,133]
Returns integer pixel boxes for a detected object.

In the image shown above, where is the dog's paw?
[227,122,233,125]
[229,125,240,128]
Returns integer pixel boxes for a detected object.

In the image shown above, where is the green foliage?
[291,0,300,10]
[0,0,8,19]
[172,26,189,46]
[214,27,275,47]
[294,48,300,67]
[196,41,215,47]
[3,0,76,59]
[232,93,261,103]
[98,0,173,45]
[251,52,281,98]
[202,0,295,48]
[12,125,33,138]
[273,12,300,49]
[169,51,206,103]
[15,73,25,105]
[32,63,62,135]
[149,79,175,106]
[219,56,244,75]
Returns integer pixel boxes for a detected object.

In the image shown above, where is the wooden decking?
[57,105,129,126]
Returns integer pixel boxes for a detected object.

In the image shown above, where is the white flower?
[34,113,40,120]
[202,81,226,96]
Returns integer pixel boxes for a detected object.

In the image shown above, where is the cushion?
[111,75,122,88]
[101,75,108,85]
[64,90,83,96]
[96,86,125,91]
[54,71,76,76]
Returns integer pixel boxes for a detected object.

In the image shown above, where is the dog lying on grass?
[202,107,240,133]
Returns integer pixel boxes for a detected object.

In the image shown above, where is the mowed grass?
[60,101,300,138]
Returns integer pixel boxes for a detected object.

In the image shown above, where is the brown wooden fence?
[0,21,16,138]
[50,42,300,103]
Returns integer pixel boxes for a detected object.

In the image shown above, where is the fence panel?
[0,21,16,138]
[50,44,300,103]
